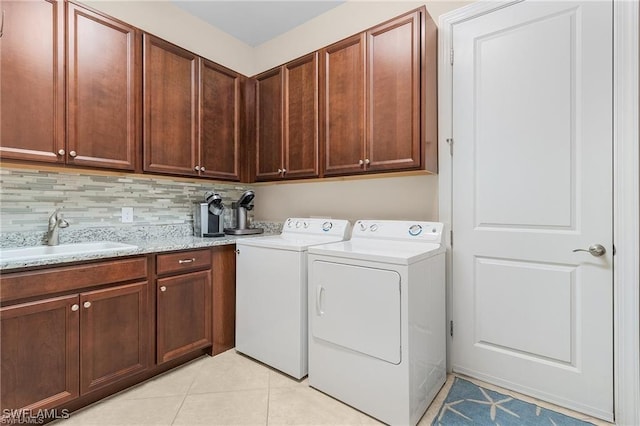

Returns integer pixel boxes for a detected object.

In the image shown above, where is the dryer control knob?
[287,219,293,228]
[408,224,423,236]
[296,221,302,228]
[359,222,367,231]
[303,221,309,229]
[322,221,333,232]
[369,224,378,232]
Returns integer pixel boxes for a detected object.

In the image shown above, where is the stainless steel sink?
[0,241,138,262]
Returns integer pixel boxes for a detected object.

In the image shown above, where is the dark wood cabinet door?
[320,34,366,176]
[255,68,283,181]
[67,3,140,171]
[0,295,79,412]
[284,53,319,179]
[366,11,421,172]
[80,282,150,395]
[200,59,240,181]
[0,0,65,163]
[143,35,199,176]
[157,270,212,363]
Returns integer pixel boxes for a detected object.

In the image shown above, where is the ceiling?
[171,1,345,47]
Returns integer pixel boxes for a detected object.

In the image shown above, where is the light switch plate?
[121,207,134,223]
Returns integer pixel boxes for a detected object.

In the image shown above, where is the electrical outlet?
[121,207,134,223]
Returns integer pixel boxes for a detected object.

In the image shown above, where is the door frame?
[437,1,639,424]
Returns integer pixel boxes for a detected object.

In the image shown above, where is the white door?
[452,1,613,420]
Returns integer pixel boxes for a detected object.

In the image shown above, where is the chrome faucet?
[47,209,69,246]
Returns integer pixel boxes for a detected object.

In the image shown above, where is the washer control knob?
[296,221,302,228]
[359,222,367,231]
[287,219,293,228]
[303,221,309,229]
[322,221,333,232]
[408,224,423,236]
[369,224,378,232]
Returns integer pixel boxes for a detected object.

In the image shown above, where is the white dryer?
[235,218,350,379]
[307,220,446,425]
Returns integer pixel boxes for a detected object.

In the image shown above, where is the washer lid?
[308,239,445,264]
[236,234,348,252]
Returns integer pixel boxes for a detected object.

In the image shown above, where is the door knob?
[83,301,91,308]
[573,244,606,257]
[71,304,79,312]
[57,149,65,156]
[69,151,77,158]
[160,286,167,292]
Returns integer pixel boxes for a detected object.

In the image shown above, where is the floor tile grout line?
[266,371,271,426]
[169,360,203,425]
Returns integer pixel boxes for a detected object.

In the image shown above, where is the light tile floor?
[55,350,612,426]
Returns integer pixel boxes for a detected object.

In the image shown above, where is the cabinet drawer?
[156,249,211,276]
[0,257,148,304]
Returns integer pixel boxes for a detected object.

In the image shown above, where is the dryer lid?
[308,239,445,264]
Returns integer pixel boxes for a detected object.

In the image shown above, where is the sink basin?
[0,241,139,262]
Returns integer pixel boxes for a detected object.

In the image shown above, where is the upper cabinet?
[259,7,437,180]
[321,9,433,177]
[320,34,366,176]
[143,35,241,180]
[366,11,422,172]
[0,0,140,171]
[67,3,140,170]
[1,0,65,163]
[255,68,283,181]
[255,53,319,182]
[143,35,199,176]
[200,59,242,181]
[1,4,435,181]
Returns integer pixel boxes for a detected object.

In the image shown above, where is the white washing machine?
[235,217,351,379]
[307,220,446,425]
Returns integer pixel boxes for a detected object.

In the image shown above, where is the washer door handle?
[316,285,325,316]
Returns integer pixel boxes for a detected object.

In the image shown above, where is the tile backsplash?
[0,166,253,234]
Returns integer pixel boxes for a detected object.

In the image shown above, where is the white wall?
[253,0,472,74]
[253,174,439,223]
[80,0,472,224]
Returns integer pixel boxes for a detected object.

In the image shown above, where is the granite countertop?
[0,233,276,272]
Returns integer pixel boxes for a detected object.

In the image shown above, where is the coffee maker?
[194,192,225,237]
[224,190,264,235]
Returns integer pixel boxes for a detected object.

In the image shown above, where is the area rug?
[431,378,594,425]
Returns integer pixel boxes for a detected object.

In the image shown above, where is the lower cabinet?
[0,281,150,412]
[1,295,79,412]
[156,250,212,364]
[0,246,223,415]
[80,282,150,394]
[157,261,212,363]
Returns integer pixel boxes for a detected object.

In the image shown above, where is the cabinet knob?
[160,286,167,292]
[57,149,65,156]
[71,304,79,312]
[277,168,282,174]
[200,166,205,172]
[69,151,77,158]
[194,166,200,171]
[364,159,370,165]
[358,159,364,166]
[282,168,287,174]
[83,301,91,308]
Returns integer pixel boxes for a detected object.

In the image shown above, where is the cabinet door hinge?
[450,320,454,337]
[450,48,454,66]
[446,138,453,156]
